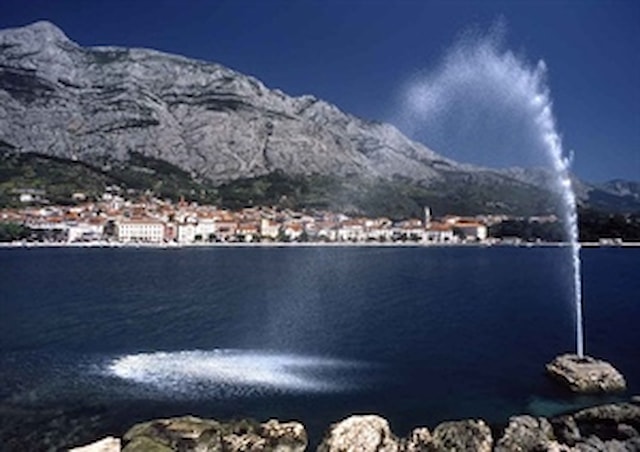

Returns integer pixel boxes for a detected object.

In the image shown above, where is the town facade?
[0,193,532,246]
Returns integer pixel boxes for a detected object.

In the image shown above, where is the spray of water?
[402,28,583,357]
[107,349,367,397]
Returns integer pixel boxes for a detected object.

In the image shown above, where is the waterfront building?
[454,221,488,242]
[116,218,165,243]
[260,219,280,240]
[425,222,455,243]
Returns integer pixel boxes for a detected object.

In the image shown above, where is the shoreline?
[66,397,640,451]
[1,240,640,249]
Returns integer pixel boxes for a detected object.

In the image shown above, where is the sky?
[0,0,638,182]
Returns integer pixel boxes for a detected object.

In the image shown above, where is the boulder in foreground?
[546,354,626,393]
[317,415,400,452]
[431,419,493,452]
[121,416,306,452]
[495,415,570,451]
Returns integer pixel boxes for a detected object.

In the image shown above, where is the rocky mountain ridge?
[0,21,462,184]
[1,21,638,215]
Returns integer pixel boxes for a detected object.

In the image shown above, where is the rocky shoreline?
[68,398,640,452]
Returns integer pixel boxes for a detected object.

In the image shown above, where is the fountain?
[401,27,625,392]
[533,74,584,358]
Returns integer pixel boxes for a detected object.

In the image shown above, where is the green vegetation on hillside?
[216,170,337,211]
[0,151,113,206]
[108,152,216,203]
[216,171,559,219]
[578,209,640,241]
[0,150,216,207]
[0,150,572,219]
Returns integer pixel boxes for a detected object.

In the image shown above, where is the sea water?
[0,246,637,447]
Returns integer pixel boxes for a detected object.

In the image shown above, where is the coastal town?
[0,188,567,246]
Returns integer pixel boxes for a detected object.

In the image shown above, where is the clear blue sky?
[0,0,638,182]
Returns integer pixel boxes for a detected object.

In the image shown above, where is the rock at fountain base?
[546,354,627,393]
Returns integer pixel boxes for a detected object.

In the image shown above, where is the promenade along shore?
[2,239,640,249]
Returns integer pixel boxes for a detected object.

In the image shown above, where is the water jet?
[401,29,587,358]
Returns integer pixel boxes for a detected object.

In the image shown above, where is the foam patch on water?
[107,349,365,397]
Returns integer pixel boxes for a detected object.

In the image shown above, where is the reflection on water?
[107,349,369,396]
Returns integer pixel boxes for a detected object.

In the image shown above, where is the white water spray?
[402,29,584,357]
[538,100,584,359]
[107,349,366,396]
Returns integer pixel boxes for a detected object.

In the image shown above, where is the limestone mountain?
[0,21,637,216]
[0,21,461,183]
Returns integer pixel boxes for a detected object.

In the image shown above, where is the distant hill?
[1,21,638,217]
[586,180,640,212]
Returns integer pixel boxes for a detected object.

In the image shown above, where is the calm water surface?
[0,246,638,447]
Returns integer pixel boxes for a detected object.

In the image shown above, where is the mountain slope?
[0,21,459,184]
[0,21,638,216]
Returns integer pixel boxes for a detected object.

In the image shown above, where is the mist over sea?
[0,246,638,446]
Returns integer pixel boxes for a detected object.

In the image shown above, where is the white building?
[283,222,304,241]
[454,222,488,242]
[336,220,366,242]
[425,222,455,243]
[176,219,217,243]
[177,223,197,243]
[67,222,104,242]
[365,226,394,242]
[117,219,165,243]
[260,219,280,240]
[197,219,216,242]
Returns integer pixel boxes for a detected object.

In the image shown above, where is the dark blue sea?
[0,246,638,448]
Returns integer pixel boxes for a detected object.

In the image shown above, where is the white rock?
[318,415,400,452]
[69,436,121,452]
